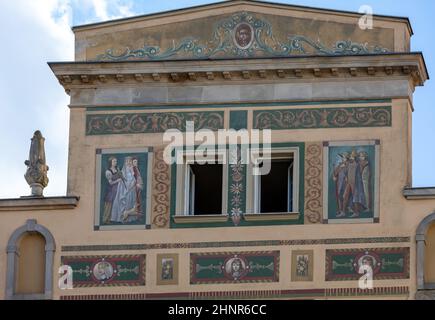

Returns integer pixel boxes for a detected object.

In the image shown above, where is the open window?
[176,149,228,217]
[250,148,299,214]
[185,163,224,215]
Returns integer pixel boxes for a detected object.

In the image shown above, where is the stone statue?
[24,131,49,197]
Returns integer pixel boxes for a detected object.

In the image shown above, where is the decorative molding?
[415,290,435,300]
[173,215,229,224]
[95,12,389,62]
[151,148,171,229]
[253,106,391,130]
[86,111,224,135]
[61,237,411,252]
[325,247,410,281]
[59,286,410,300]
[403,187,435,200]
[304,143,323,224]
[190,251,279,284]
[61,255,146,287]
[243,213,299,222]
[0,196,79,212]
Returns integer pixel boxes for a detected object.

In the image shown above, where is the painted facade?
[1,0,434,300]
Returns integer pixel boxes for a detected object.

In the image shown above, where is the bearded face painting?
[325,142,379,223]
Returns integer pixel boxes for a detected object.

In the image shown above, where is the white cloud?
[91,0,109,20]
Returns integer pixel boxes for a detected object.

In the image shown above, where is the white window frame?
[176,148,228,216]
[248,147,300,214]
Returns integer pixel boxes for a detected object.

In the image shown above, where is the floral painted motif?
[254,107,391,130]
[228,148,246,226]
[87,111,224,135]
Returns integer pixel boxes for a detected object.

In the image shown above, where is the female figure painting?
[96,149,149,229]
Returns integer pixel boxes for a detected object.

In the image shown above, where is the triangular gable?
[73,0,411,62]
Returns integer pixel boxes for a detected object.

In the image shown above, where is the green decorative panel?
[227,147,247,226]
[230,111,248,130]
[86,111,224,135]
[325,248,410,281]
[61,255,146,287]
[95,12,389,61]
[253,106,391,130]
[190,251,280,284]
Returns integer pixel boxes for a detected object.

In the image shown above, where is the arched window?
[6,220,55,300]
[424,223,435,285]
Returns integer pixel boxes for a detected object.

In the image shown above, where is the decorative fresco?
[304,143,323,224]
[95,148,152,230]
[151,148,171,229]
[323,141,380,223]
[61,255,146,287]
[227,147,247,226]
[325,248,410,281]
[156,254,179,285]
[253,106,392,130]
[190,251,280,284]
[292,250,314,282]
[86,111,224,135]
[95,12,389,61]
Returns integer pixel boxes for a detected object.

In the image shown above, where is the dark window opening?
[260,158,293,213]
[188,164,223,215]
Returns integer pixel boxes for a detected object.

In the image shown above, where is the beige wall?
[425,224,435,283]
[1,97,434,300]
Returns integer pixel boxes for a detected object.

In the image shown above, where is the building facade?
[1,0,435,300]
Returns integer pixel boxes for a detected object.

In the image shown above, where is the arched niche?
[5,219,55,300]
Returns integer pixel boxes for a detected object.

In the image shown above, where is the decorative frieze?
[190,251,280,284]
[325,248,410,281]
[86,111,224,135]
[61,255,146,287]
[253,106,392,130]
[304,143,323,224]
[95,12,389,62]
[150,148,171,229]
[62,237,411,252]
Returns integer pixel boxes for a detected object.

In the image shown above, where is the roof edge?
[71,0,413,35]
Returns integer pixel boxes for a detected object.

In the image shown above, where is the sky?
[0,0,434,198]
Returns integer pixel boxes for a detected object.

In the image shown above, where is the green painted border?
[86,99,392,112]
[170,142,305,229]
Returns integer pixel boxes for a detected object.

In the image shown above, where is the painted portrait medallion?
[224,256,249,280]
[233,23,254,50]
[92,260,114,282]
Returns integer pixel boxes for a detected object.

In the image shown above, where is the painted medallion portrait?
[95,148,152,230]
[233,23,254,49]
[224,256,249,280]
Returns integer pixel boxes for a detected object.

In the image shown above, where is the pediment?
[74,1,411,62]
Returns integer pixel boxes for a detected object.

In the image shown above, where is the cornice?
[49,53,428,92]
[0,196,80,212]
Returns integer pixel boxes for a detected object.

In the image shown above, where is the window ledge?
[403,187,435,200]
[0,196,80,212]
[173,215,229,224]
[244,212,299,222]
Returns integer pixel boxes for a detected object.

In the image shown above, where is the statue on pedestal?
[24,131,49,197]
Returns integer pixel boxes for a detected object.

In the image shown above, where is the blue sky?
[0,0,434,198]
